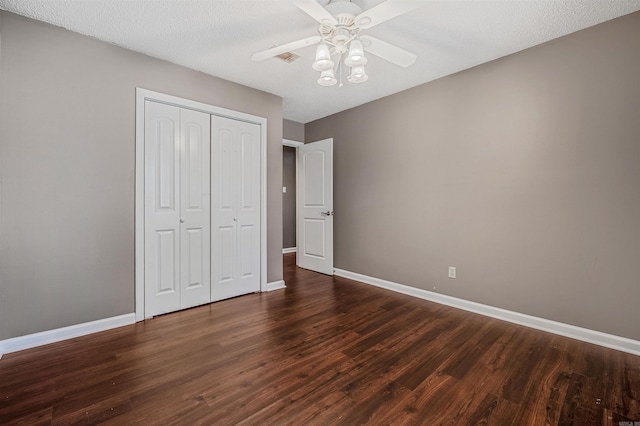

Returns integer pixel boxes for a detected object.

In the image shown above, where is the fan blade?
[292,0,337,25]
[360,35,416,68]
[355,0,422,29]
[251,36,322,62]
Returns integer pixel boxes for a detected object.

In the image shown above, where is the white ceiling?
[1,0,639,123]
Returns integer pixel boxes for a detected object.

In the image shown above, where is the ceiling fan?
[251,0,421,86]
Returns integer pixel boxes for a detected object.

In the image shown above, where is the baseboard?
[266,280,286,292]
[283,247,297,254]
[0,313,135,359]
[334,268,640,356]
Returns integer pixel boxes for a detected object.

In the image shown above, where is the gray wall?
[306,12,640,340]
[282,119,304,250]
[0,12,283,340]
[283,119,304,143]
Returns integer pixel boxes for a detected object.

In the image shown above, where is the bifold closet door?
[211,115,261,301]
[179,108,211,309]
[144,101,211,317]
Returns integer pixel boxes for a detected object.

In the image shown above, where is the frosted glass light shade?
[344,39,367,67]
[317,69,337,86]
[348,65,368,83]
[312,44,334,71]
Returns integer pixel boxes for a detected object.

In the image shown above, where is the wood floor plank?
[1,253,639,425]
[442,320,505,380]
[383,371,462,425]
[559,372,606,426]
[615,350,640,419]
[511,344,571,425]
[1,406,53,426]
[341,379,412,425]
[500,335,550,405]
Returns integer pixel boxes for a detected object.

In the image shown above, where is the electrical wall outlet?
[282,186,287,193]
[448,266,456,279]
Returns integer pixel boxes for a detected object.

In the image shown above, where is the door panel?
[303,151,325,206]
[211,119,237,299]
[303,219,326,258]
[180,108,211,309]
[184,228,204,289]
[215,225,235,283]
[211,116,261,301]
[239,224,256,277]
[236,124,261,292]
[156,230,178,294]
[145,103,211,316]
[145,101,181,316]
[217,129,234,211]
[297,139,333,275]
[240,133,256,209]
[156,119,177,210]
[184,124,204,210]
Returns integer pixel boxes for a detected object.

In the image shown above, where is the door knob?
[180,219,185,223]
[321,211,334,216]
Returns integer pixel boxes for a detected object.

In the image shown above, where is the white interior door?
[179,108,211,309]
[297,138,333,275]
[145,101,180,315]
[144,101,211,317]
[211,115,261,301]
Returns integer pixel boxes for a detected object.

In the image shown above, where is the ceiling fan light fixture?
[312,43,334,71]
[348,65,368,83]
[252,0,419,88]
[318,68,337,86]
[344,39,367,67]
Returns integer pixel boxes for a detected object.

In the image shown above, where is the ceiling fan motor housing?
[321,0,363,46]
[325,0,362,25]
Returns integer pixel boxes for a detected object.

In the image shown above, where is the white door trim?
[282,139,303,256]
[283,139,304,148]
[135,88,268,322]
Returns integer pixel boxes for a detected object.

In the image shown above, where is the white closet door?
[145,101,181,316]
[211,115,261,301]
[145,102,212,317]
[179,108,211,309]
[235,120,261,293]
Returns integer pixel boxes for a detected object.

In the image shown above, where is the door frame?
[283,139,304,149]
[134,88,268,321]
[282,139,304,254]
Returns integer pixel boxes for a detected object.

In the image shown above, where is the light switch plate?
[448,266,456,279]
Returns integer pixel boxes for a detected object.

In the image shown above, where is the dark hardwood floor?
[1,253,639,425]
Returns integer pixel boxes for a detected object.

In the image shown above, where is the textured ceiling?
[1,0,639,123]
